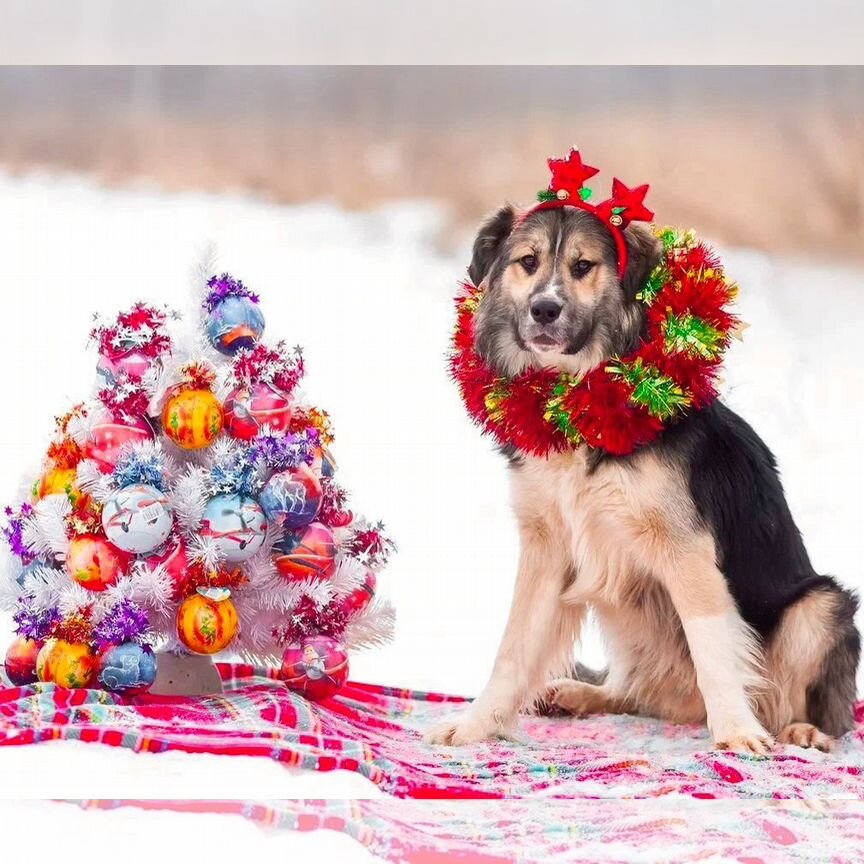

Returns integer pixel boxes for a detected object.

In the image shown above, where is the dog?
[425,204,859,753]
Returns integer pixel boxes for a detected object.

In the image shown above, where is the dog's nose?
[530,297,563,324]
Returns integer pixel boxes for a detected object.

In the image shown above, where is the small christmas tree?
[0,267,394,699]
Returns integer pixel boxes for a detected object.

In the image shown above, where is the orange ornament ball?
[34,467,78,501]
[162,388,223,450]
[36,638,98,689]
[66,534,129,592]
[176,591,239,655]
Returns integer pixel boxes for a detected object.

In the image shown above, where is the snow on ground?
[0,173,862,817]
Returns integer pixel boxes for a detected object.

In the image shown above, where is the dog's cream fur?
[425,447,815,753]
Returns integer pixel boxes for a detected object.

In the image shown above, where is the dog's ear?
[468,205,515,286]
[621,223,663,300]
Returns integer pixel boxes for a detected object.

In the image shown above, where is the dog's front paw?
[424,709,512,746]
[712,721,774,755]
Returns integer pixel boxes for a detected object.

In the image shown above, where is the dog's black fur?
[470,205,860,738]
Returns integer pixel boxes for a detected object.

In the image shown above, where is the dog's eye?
[571,260,594,278]
[519,254,538,275]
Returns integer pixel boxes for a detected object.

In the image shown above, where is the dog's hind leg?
[425,518,581,746]
[543,677,631,717]
[762,584,859,751]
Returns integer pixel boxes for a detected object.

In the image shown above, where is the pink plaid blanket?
[3,663,864,799]
[70,798,864,863]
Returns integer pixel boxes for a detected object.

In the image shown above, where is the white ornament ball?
[200,493,268,562]
[101,483,174,554]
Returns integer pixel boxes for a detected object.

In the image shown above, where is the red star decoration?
[547,149,599,194]
[608,178,654,224]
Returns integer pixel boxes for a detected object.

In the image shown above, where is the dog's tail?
[534,662,608,716]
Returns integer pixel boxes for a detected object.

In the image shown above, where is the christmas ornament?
[223,381,292,441]
[280,635,348,701]
[91,303,172,384]
[35,467,78,500]
[176,589,239,655]
[4,636,41,686]
[204,275,265,355]
[199,493,268,562]
[310,447,337,479]
[451,220,737,457]
[101,483,173,554]
[97,642,157,695]
[259,464,322,530]
[273,522,336,582]
[144,537,189,594]
[336,568,377,617]
[36,638,98,688]
[162,387,223,451]
[66,534,129,592]
[84,417,154,472]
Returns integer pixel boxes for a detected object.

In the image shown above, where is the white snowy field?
[0,173,863,827]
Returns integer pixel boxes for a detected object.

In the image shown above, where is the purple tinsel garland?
[251,430,319,472]
[91,598,152,650]
[204,273,260,313]
[3,503,35,563]
[13,601,60,641]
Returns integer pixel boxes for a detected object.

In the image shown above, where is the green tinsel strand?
[537,190,558,202]
[606,358,690,420]
[637,261,668,305]
[664,312,724,359]
[543,376,583,443]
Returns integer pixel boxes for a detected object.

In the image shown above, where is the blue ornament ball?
[98,642,157,695]
[260,465,323,531]
[200,493,268,562]
[205,295,265,355]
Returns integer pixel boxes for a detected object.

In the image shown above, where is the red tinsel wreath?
[449,227,739,458]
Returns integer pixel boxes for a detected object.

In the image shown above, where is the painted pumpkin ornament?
[450,149,739,458]
[204,274,265,355]
[66,534,129,592]
[200,493,268,562]
[273,521,336,582]
[4,636,41,686]
[260,464,322,531]
[98,642,157,694]
[177,588,239,655]
[280,635,349,701]
[161,363,223,451]
[102,483,173,554]
[36,638,98,688]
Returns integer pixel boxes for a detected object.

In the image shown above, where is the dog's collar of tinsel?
[450,227,740,458]
[515,148,653,278]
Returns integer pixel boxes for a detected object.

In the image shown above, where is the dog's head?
[468,205,662,377]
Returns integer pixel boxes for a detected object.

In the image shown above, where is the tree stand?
[150,651,224,696]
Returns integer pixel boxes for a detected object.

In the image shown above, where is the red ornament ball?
[84,417,154,473]
[280,635,348,701]
[66,534,130,592]
[143,538,189,595]
[273,522,336,582]
[336,568,377,617]
[4,637,41,686]
[223,382,292,441]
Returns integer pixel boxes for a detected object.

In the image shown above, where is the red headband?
[516,149,653,278]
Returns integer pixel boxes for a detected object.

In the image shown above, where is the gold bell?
[556,189,570,200]
[609,214,623,227]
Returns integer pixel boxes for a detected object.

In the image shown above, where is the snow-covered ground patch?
[0,173,862,810]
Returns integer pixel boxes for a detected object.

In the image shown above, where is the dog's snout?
[530,297,563,325]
